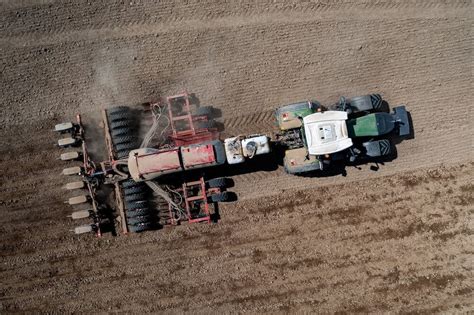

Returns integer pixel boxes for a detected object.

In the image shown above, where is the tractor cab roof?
[303,111,353,155]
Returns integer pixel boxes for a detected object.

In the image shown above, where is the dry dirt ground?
[1,0,473,313]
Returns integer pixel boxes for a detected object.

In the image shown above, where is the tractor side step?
[62,166,82,176]
[60,151,81,161]
[67,195,89,205]
[55,122,75,133]
[70,210,91,220]
[64,181,85,190]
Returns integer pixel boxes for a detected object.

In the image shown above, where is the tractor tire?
[350,94,383,112]
[113,135,136,145]
[111,127,130,138]
[108,111,130,122]
[109,120,130,129]
[129,222,154,233]
[210,191,235,203]
[125,200,149,211]
[126,207,150,218]
[195,119,216,129]
[127,215,152,225]
[116,149,131,159]
[124,193,147,202]
[121,180,144,189]
[194,106,213,117]
[207,177,230,189]
[107,106,130,115]
[115,142,136,152]
[123,186,146,196]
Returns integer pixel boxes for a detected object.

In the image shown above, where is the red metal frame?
[160,92,221,226]
[76,114,103,237]
[166,92,218,146]
[167,177,221,225]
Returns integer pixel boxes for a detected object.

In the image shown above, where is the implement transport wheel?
[210,191,236,203]
[207,177,230,189]
[194,106,213,117]
[195,119,216,129]
[124,193,148,202]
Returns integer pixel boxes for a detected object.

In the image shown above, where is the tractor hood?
[303,111,353,155]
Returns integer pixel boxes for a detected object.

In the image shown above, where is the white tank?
[224,135,271,164]
[242,135,271,157]
[224,137,245,165]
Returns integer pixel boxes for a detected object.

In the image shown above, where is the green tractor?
[275,94,410,175]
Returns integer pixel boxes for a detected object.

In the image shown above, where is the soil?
[0,0,472,313]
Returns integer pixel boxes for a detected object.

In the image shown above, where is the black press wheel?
[121,180,145,189]
[124,193,148,202]
[107,106,130,116]
[123,186,146,196]
[115,142,136,152]
[108,111,130,122]
[111,127,130,138]
[126,207,150,218]
[125,201,149,211]
[129,222,154,233]
[127,215,152,225]
[113,135,136,145]
[109,119,130,129]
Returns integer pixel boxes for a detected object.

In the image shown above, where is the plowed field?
[1,0,472,313]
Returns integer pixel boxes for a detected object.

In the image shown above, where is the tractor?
[275,94,411,174]
[54,91,410,236]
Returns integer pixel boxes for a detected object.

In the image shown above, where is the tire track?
[1,4,470,47]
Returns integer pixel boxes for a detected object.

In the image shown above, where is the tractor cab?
[302,111,353,155]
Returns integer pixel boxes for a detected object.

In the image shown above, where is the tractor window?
[301,125,308,148]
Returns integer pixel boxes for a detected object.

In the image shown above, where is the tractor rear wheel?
[350,94,383,112]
